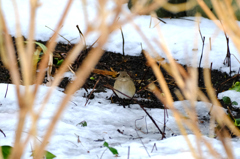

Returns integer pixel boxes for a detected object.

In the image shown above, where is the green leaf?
[229,81,240,92]
[90,77,95,80]
[33,46,41,67]
[234,118,240,126]
[25,41,48,60]
[232,101,238,106]
[25,41,51,72]
[56,59,64,66]
[1,146,12,159]
[108,147,118,155]
[103,142,109,147]
[37,57,41,63]
[222,96,231,105]
[77,121,87,127]
[103,142,118,156]
[34,42,48,52]
[30,150,56,159]
[45,151,56,159]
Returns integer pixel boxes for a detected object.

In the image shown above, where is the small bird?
[114,71,136,98]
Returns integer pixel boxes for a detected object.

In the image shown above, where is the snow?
[2,0,240,73]
[1,84,240,158]
[1,0,240,158]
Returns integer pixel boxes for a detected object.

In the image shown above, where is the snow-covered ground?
[1,0,240,158]
[1,84,239,158]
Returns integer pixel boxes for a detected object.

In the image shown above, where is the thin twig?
[100,148,108,159]
[120,27,125,56]
[0,129,6,137]
[163,106,167,135]
[176,17,196,22]
[145,115,149,134]
[209,37,212,50]
[151,143,157,153]
[149,16,152,28]
[128,146,130,159]
[45,25,71,45]
[135,129,151,158]
[85,77,101,106]
[135,116,147,134]
[227,107,235,122]
[89,37,99,48]
[157,17,166,24]
[105,84,165,139]
[198,24,205,82]
[4,84,9,98]
[198,36,205,69]
[76,25,86,47]
[220,21,231,75]
[224,37,231,75]
[230,54,240,64]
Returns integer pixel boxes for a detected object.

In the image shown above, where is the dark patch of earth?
[1,40,240,119]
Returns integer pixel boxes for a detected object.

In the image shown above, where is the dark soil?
[1,40,240,118]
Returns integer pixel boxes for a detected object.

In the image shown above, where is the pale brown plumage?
[114,71,136,98]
